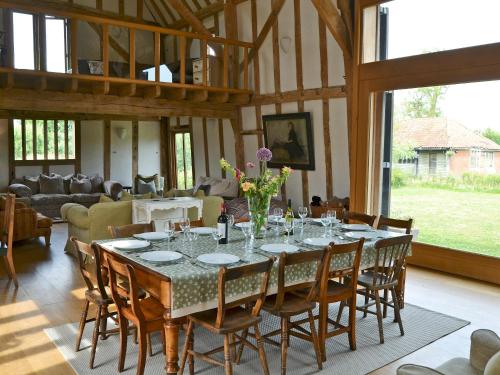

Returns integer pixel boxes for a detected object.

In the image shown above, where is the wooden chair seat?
[263,293,316,317]
[190,306,262,334]
[357,271,397,290]
[322,280,353,299]
[85,287,114,305]
[121,297,165,326]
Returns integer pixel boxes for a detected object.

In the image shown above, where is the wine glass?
[283,218,294,244]
[241,221,254,252]
[179,218,190,241]
[327,210,336,234]
[298,206,308,221]
[272,207,283,234]
[163,220,176,250]
[211,228,223,251]
[320,213,330,237]
[227,214,235,228]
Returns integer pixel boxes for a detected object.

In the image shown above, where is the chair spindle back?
[108,223,154,238]
[377,215,413,234]
[372,235,413,287]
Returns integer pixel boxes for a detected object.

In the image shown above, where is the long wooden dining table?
[97,222,407,374]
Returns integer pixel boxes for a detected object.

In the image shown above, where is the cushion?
[39,174,65,194]
[135,174,159,193]
[31,194,72,206]
[89,174,104,193]
[70,178,92,194]
[8,183,32,198]
[103,180,122,201]
[62,174,74,194]
[76,173,88,180]
[485,351,500,375]
[397,364,445,375]
[23,176,40,195]
[137,179,157,194]
[436,358,480,375]
[120,191,153,201]
[197,184,211,196]
[470,329,500,371]
[99,194,114,203]
[194,176,239,198]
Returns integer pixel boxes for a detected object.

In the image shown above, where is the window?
[483,152,494,169]
[470,149,480,169]
[45,16,68,73]
[13,119,75,161]
[13,12,35,69]
[429,153,437,175]
[172,131,193,190]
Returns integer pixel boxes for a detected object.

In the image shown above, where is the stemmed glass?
[320,213,330,238]
[283,218,294,244]
[298,206,308,229]
[241,221,254,253]
[272,207,283,235]
[179,218,190,241]
[211,228,223,251]
[227,214,235,228]
[163,220,176,250]
[327,210,336,235]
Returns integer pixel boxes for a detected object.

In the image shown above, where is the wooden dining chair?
[376,216,413,312]
[255,249,331,375]
[310,204,344,220]
[108,222,154,238]
[173,219,204,232]
[104,251,166,375]
[356,234,413,344]
[1,194,17,287]
[343,211,377,226]
[314,239,364,362]
[72,237,123,368]
[179,259,274,375]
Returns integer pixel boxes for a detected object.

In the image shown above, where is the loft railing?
[0,0,253,101]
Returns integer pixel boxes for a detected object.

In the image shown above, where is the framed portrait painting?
[262,112,315,170]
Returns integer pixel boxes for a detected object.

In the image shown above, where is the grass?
[391,186,500,257]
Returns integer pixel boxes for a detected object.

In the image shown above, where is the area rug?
[45,303,469,375]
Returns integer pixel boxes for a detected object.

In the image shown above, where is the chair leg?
[44,231,51,247]
[336,300,346,324]
[280,318,288,375]
[318,302,328,362]
[89,305,102,369]
[383,289,388,318]
[223,334,233,375]
[307,310,322,370]
[118,317,129,372]
[5,253,18,287]
[137,326,147,375]
[363,288,369,318]
[100,305,109,340]
[75,300,90,351]
[147,333,153,357]
[254,324,270,375]
[188,328,195,375]
[229,333,236,362]
[348,298,357,350]
[160,329,166,356]
[391,287,405,336]
[374,290,385,344]
[235,328,248,364]
[179,320,193,375]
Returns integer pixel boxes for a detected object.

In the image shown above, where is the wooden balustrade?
[0,0,253,104]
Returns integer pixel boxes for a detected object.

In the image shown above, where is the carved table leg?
[396,264,406,309]
[164,313,180,375]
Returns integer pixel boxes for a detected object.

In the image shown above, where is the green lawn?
[391,186,500,257]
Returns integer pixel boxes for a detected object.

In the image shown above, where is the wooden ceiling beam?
[310,0,352,56]
[166,1,224,29]
[167,0,212,35]
[146,0,169,26]
[159,0,178,24]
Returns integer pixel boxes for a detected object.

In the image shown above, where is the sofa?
[61,194,224,256]
[8,174,122,218]
[0,195,53,246]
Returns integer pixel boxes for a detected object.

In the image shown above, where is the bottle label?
[217,223,227,239]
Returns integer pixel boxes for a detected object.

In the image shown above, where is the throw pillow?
[62,174,74,194]
[69,177,92,194]
[39,174,65,194]
[197,184,211,196]
[137,179,157,194]
[89,174,104,193]
[23,176,40,195]
[194,189,205,198]
[8,183,32,198]
[76,173,88,180]
[135,174,159,192]
[99,194,114,203]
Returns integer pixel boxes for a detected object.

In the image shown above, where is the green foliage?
[392,141,417,163]
[391,168,410,188]
[175,132,193,190]
[482,128,500,145]
[402,86,448,119]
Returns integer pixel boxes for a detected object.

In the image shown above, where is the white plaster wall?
[15,166,43,179]
[222,119,236,168]
[277,0,297,93]
[0,119,9,190]
[49,165,75,176]
[300,0,322,89]
[206,119,222,178]
[110,121,133,185]
[138,121,161,176]
[80,120,104,177]
[330,98,350,197]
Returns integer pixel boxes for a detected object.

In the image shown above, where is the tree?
[482,128,500,145]
[402,86,448,119]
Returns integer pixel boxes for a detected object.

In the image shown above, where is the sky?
[384,0,500,132]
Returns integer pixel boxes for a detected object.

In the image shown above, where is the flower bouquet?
[220,147,292,238]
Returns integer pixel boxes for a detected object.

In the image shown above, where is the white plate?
[303,237,336,247]
[312,218,341,225]
[191,227,216,235]
[260,243,300,254]
[197,253,240,266]
[344,231,379,240]
[112,240,150,251]
[342,224,372,231]
[139,251,182,263]
[268,217,286,224]
[234,222,251,229]
[133,232,170,241]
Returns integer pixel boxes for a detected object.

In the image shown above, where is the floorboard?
[0,223,499,374]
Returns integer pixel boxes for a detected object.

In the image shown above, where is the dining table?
[97,221,409,374]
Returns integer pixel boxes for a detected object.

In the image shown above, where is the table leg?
[164,315,180,375]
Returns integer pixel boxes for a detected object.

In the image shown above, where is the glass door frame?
[351,0,500,284]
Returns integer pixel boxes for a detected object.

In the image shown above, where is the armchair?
[397,329,500,375]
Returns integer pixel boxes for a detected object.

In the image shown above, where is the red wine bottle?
[217,203,229,244]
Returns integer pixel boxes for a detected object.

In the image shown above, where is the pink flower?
[235,168,242,180]
[256,147,272,162]
[246,162,256,168]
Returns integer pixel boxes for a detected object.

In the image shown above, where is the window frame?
[167,122,194,191]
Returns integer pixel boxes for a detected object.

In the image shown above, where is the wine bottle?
[217,203,229,244]
[285,199,294,235]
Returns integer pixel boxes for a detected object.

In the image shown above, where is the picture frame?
[262,112,315,170]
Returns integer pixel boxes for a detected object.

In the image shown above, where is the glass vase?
[247,195,271,239]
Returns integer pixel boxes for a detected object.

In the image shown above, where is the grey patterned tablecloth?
[99,224,407,318]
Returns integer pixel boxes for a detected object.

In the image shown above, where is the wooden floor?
[1,223,499,374]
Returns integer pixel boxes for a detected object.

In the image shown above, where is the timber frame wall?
[351,0,500,284]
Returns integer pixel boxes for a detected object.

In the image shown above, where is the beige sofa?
[61,196,224,255]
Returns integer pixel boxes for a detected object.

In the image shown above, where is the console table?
[132,197,203,224]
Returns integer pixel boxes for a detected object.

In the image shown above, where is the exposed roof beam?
[88,23,129,62]
[167,0,212,35]
[166,1,224,30]
[146,0,169,26]
[310,0,352,56]
[337,0,353,47]
[159,0,178,24]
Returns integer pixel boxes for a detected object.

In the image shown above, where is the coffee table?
[132,197,203,224]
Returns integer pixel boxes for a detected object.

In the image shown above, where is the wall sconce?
[280,36,292,54]
[115,127,128,140]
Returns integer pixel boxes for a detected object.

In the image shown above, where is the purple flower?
[256,147,272,162]
[246,162,256,168]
